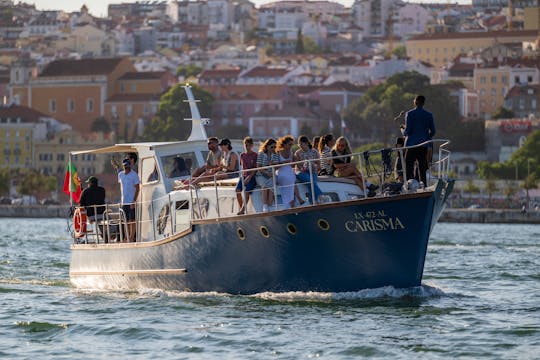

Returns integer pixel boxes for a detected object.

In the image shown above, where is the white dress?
[277,151,296,207]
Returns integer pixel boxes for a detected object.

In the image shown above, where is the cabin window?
[142,156,159,184]
[161,152,197,178]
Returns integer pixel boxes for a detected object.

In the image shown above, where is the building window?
[111,105,117,116]
[67,99,75,112]
[49,99,56,113]
[126,104,133,117]
[480,77,486,84]
[532,99,537,109]
[480,89,486,96]
[527,76,533,83]
[491,76,497,83]
[502,75,507,84]
[491,88,496,96]
[87,99,94,112]
[515,76,520,83]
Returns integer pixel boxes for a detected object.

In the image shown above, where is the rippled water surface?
[1,218,539,359]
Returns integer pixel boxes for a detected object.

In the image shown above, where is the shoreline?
[0,205,539,223]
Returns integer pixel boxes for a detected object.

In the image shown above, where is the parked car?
[41,198,60,205]
[0,197,12,204]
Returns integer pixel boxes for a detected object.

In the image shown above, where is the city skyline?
[30,0,471,18]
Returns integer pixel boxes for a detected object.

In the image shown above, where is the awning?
[70,144,138,155]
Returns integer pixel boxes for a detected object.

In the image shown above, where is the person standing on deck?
[118,159,140,242]
[403,95,435,186]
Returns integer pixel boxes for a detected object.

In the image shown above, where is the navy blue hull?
[70,180,452,294]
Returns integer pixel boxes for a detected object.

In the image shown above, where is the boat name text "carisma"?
[345,210,405,232]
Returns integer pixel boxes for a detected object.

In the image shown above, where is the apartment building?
[406,30,538,68]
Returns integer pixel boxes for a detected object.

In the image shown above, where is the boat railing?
[71,140,451,245]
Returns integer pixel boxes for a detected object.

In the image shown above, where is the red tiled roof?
[0,104,47,122]
[40,57,128,77]
[321,81,366,92]
[202,85,287,101]
[106,93,162,102]
[242,66,289,78]
[199,68,241,79]
[408,30,537,41]
[118,71,167,80]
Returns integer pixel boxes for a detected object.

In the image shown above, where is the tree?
[464,179,480,203]
[303,36,322,54]
[141,84,214,142]
[295,28,304,54]
[523,173,538,207]
[502,181,517,207]
[16,169,57,200]
[176,64,202,78]
[0,168,10,196]
[90,116,111,133]
[391,46,407,59]
[485,178,497,208]
[492,106,514,119]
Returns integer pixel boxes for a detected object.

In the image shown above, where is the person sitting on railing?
[331,136,378,197]
[256,138,279,212]
[294,135,322,204]
[236,137,258,215]
[190,137,222,185]
[214,138,239,180]
[318,133,335,176]
[79,176,106,220]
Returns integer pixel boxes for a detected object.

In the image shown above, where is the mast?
[183,84,209,141]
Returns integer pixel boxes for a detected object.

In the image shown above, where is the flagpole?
[68,152,73,208]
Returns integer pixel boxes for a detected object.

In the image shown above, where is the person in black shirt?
[79,176,106,219]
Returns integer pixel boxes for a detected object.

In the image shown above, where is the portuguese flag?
[63,162,81,204]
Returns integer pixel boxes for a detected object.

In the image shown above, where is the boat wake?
[122,283,449,301]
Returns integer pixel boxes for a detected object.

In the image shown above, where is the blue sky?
[31,1,470,18]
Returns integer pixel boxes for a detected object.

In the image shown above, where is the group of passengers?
[181,134,379,214]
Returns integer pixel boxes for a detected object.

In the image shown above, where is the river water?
[1,218,538,359]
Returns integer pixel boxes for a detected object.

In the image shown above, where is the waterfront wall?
[1,205,539,224]
[439,208,540,224]
[0,205,70,218]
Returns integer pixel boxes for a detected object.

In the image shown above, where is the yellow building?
[523,7,539,31]
[406,30,538,68]
[0,104,47,170]
[8,57,176,141]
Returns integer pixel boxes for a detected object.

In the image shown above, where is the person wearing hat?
[118,158,140,242]
[79,176,106,219]
[215,138,239,180]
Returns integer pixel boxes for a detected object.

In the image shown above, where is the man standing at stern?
[119,158,140,242]
[403,95,435,185]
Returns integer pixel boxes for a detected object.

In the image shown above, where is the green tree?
[0,168,10,196]
[464,179,480,203]
[141,84,214,142]
[295,28,304,54]
[391,46,407,59]
[485,178,497,207]
[90,116,111,133]
[502,181,517,206]
[16,169,57,200]
[176,64,202,78]
[492,106,514,119]
[303,37,322,54]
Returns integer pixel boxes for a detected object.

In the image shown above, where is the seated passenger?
[190,137,222,185]
[331,136,378,196]
[79,176,106,220]
[170,156,189,178]
[214,138,239,180]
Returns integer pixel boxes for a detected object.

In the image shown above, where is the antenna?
[182,84,209,141]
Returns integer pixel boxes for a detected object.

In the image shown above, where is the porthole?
[237,227,246,240]
[260,226,270,238]
[287,223,297,235]
[317,219,330,231]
